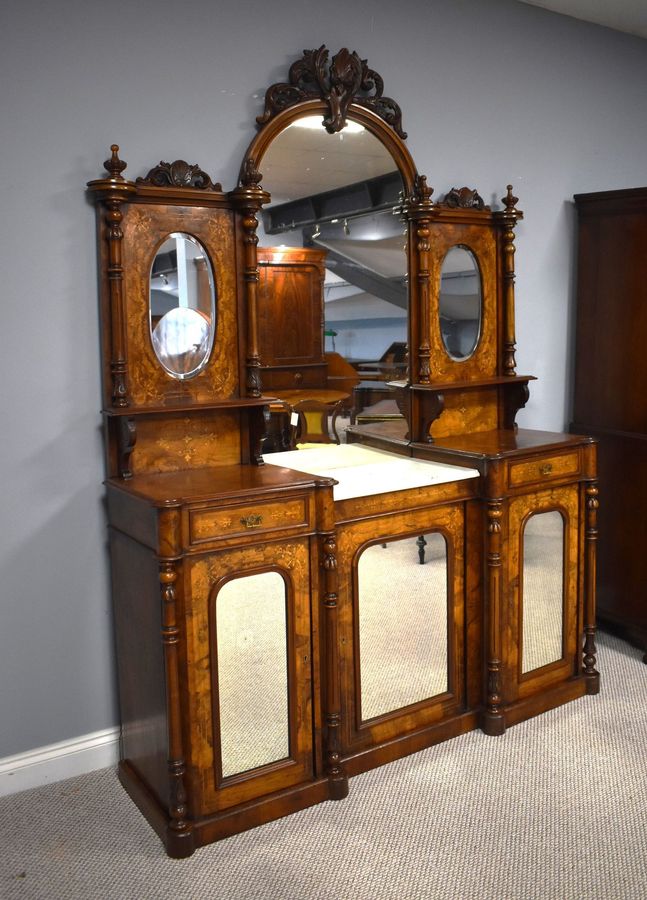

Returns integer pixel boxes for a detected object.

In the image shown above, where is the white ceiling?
[516,0,647,40]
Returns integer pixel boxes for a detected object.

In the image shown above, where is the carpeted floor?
[1,631,646,899]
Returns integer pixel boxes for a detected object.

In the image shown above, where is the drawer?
[508,451,580,489]
[187,495,311,547]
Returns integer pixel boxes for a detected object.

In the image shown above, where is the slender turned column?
[93,146,137,407]
[583,482,601,693]
[496,185,521,377]
[482,498,506,735]
[231,164,270,398]
[159,558,194,857]
[316,482,348,799]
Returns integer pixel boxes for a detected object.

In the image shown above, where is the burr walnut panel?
[187,494,312,549]
[117,204,240,408]
[507,450,580,490]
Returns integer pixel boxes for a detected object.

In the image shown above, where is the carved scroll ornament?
[137,160,221,191]
[442,186,487,210]
[257,45,407,138]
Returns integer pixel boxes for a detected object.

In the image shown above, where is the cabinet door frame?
[337,503,467,758]
[504,484,580,702]
[183,538,314,815]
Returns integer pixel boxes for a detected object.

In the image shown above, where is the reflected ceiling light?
[289,115,364,133]
[312,225,321,239]
[343,219,350,236]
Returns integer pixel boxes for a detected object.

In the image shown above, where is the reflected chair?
[288,399,342,448]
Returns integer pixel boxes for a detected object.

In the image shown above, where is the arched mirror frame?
[232,74,436,420]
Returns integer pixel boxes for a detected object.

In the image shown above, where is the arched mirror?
[357,532,448,720]
[255,114,408,391]
[149,233,216,379]
[215,571,289,778]
[521,510,565,673]
[439,246,482,361]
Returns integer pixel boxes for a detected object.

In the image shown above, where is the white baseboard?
[0,727,121,797]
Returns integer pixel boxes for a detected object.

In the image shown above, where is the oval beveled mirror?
[257,117,408,377]
[439,245,482,361]
[149,232,216,379]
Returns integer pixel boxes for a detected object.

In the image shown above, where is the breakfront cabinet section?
[572,187,647,658]
[90,45,600,857]
[106,468,344,856]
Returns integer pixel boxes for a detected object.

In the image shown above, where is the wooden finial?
[103,144,127,180]
[503,184,519,211]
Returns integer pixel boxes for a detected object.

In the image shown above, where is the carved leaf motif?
[256,45,406,138]
[137,160,221,191]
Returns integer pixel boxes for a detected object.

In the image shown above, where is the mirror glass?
[149,233,216,379]
[357,532,448,720]
[259,116,407,380]
[439,246,482,360]
[216,571,289,777]
[521,511,564,673]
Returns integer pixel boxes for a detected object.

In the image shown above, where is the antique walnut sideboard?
[88,47,599,857]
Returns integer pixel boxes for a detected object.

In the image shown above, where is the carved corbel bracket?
[116,416,137,479]
[256,45,406,138]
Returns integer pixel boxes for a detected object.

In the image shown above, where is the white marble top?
[264,444,479,501]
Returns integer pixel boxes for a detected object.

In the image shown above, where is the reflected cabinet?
[89,46,599,857]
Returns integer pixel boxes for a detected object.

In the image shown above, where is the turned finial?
[103,144,127,180]
[503,184,519,211]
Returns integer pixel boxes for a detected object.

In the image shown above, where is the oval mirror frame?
[438,245,482,362]
[149,232,216,380]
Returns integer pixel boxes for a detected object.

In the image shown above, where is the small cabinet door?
[504,484,581,701]
[183,538,314,816]
[336,503,467,758]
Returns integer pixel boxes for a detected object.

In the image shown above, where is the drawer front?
[188,495,311,547]
[508,451,580,489]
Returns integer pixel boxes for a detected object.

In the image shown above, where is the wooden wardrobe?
[572,187,647,660]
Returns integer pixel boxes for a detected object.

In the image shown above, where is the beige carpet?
[1,632,646,900]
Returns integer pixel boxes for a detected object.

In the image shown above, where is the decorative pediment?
[137,160,221,191]
[256,45,407,138]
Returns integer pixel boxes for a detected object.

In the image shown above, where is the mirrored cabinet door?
[357,532,449,721]
[520,511,565,674]
[336,505,467,758]
[507,486,580,701]
[216,571,290,778]
[185,540,314,815]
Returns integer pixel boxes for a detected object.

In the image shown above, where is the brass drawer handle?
[539,463,553,476]
[240,514,263,529]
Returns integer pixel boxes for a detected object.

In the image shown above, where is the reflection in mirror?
[358,533,448,720]
[149,233,216,378]
[521,511,564,673]
[259,117,407,379]
[216,571,289,777]
[439,246,482,361]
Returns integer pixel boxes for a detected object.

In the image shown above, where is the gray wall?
[1,0,646,758]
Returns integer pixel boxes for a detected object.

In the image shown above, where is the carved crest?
[137,160,221,191]
[442,187,487,210]
[257,45,406,138]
